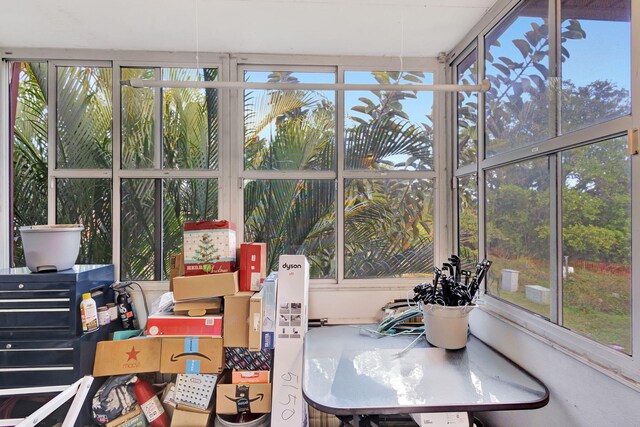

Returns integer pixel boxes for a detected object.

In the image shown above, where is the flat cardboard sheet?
[223,292,253,348]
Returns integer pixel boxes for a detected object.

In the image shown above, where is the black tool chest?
[0,264,115,388]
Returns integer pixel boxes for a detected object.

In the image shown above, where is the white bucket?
[423,303,475,350]
[215,413,270,427]
[19,224,83,272]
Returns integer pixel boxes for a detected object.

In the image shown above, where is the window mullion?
[336,66,345,284]
[47,61,56,224]
[550,153,561,324]
[154,67,162,169]
[112,62,122,279]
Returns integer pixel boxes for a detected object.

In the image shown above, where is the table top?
[302,325,549,415]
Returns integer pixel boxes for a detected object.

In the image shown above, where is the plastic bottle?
[131,376,170,427]
[80,292,98,333]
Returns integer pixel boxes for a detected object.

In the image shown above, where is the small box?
[170,405,213,427]
[183,220,236,275]
[232,370,270,384]
[261,273,278,351]
[161,383,176,419]
[173,271,239,301]
[223,292,253,348]
[239,243,267,292]
[216,372,272,415]
[160,337,224,374]
[249,291,264,351]
[146,314,223,337]
[225,347,273,371]
[106,405,148,427]
[174,373,218,411]
[173,298,222,316]
[169,253,184,292]
[93,338,161,377]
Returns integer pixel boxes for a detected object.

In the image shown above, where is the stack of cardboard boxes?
[92,221,277,426]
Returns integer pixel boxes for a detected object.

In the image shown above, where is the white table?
[302,325,548,426]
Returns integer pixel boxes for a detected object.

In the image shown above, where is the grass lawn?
[485,256,631,354]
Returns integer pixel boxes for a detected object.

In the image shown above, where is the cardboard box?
[161,383,176,419]
[260,273,278,351]
[272,255,309,426]
[93,338,161,377]
[223,292,253,348]
[170,405,213,427]
[160,337,224,374]
[173,298,222,316]
[173,271,239,301]
[146,314,223,337]
[225,347,273,371]
[183,220,236,275]
[249,291,264,351]
[174,374,218,411]
[169,252,184,292]
[232,370,270,384]
[106,405,148,427]
[239,243,267,292]
[216,372,272,415]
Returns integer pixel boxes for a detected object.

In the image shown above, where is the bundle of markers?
[413,255,492,307]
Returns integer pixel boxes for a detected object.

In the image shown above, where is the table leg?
[337,414,380,427]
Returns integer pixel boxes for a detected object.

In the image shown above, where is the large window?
[454,0,634,367]
[9,59,437,283]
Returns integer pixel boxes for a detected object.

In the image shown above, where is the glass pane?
[345,71,433,171]
[56,178,112,264]
[485,158,550,318]
[344,178,434,279]
[458,174,478,269]
[244,179,335,279]
[163,68,218,169]
[244,71,336,171]
[560,0,631,134]
[11,62,48,267]
[485,0,549,157]
[56,66,112,168]
[121,179,156,281]
[122,68,155,169]
[457,51,478,168]
[561,137,631,354]
[163,179,218,279]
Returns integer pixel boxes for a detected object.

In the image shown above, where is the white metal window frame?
[448,0,640,390]
[1,49,451,294]
[234,56,447,288]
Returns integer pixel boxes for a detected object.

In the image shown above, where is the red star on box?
[126,346,140,361]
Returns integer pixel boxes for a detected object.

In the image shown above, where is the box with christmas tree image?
[184,220,236,275]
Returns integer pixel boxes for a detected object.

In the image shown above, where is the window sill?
[478,295,640,393]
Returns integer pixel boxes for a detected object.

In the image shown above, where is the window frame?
[1,50,450,291]
[450,0,640,390]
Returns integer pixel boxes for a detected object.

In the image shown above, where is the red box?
[146,314,223,337]
[231,370,270,384]
[183,220,236,276]
[239,243,267,292]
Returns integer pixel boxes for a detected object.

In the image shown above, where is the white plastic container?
[423,304,475,350]
[19,224,83,272]
[80,292,99,333]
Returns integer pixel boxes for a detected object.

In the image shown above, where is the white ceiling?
[0,0,496,58]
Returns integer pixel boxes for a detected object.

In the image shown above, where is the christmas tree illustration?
[194,233,219,264]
